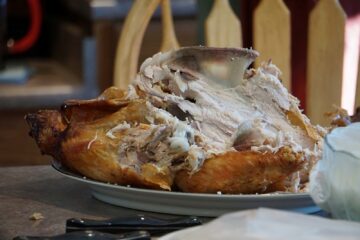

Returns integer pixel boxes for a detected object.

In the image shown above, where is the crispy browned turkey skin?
[26,47,325,194]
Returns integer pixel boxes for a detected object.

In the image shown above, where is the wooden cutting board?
[306,0,346,125]
[205,0,242,48]
[355,58,360,109]
[253,0,291,91]
[113,0,160,89]
[160,0,180,52]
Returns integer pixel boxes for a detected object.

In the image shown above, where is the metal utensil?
[13,230,150,240]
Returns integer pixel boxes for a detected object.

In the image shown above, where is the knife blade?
[13,230,150,240]
[66,215,202,235]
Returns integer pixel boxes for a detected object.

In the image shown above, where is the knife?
[66,215,202,235]
[13,230,150,240]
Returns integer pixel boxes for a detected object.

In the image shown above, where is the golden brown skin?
[175,147,304,194]
[60,101,173,190]
[25,110,67,159]
[25,88,173,190]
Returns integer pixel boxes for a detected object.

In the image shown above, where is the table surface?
[0,165,180,240]
[0,165,331,240]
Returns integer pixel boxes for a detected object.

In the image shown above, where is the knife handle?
[13,230,150,240]
[66,215,202,233]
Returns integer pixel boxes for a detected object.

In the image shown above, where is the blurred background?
[0,0,359,166]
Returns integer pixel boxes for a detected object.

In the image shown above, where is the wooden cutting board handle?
[253,0,291,90]
[160,0,180,52]
[205,0,242,48]
[306,0,346,125]
[113,0,160,89]
[354,54,360,111]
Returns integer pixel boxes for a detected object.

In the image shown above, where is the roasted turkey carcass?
[26,47,325,194]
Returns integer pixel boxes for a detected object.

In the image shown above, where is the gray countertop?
[0,165,331,240]
[0,165,175,239]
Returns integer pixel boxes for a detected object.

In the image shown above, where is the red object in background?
[8,0,42,54]
[286,0,317,111]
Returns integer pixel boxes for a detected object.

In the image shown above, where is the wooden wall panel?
[253,0,291,90]
[205,0,242,48]
[307,0,346,125]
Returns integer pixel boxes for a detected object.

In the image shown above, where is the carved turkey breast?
[26,47,325,194]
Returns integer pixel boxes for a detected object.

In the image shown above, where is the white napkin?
[160,208,360,240]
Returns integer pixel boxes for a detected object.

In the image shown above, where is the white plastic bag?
[310,123,360,221]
